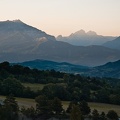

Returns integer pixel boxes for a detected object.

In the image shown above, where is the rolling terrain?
[14,59,120,78]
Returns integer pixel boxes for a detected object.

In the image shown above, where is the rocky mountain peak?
[74,29,86,36]
[87,31,97,36]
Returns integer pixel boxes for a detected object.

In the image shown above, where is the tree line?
[0,61,120,105]
[0,95,119,120]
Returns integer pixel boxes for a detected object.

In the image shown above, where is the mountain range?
[56,29,116,46]
[13,59,120,78]
[14,59,88,73]
[0,20,120,66]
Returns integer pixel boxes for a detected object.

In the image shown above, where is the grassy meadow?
[14,83,120,116]
[0,95,120,116]
[22,83,45,91]
[22,83,66,91]
[62,101,120,116]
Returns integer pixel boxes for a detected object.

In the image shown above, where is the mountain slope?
[57,30,116,46]
[85,60,120,78]
[1,40,120,66]
[0,20,55,53]
[30,41,120,66]
[103,36,120,50]
[0,20,120,66]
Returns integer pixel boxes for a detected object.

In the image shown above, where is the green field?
[22,83,45,91]
[22,83,66,91]
[89,102,120,116]
[0,96,36,108]
[0,96,120,116]
[60,101,120,116]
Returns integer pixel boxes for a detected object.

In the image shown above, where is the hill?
[103,36,120,50]
[56,29,116,46]
[15,59,120,78]
[13,59,88,73]
[85,60,120,78]
[0,20,120,66]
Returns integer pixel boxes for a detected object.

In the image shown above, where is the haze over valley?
[0,20,120,67]
[0,1,120,119]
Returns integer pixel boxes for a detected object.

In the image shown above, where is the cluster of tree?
[0,61,120,105]
[0,62,64,84]
[89,109,119,120]
[0,77,39,98]
[0,95,19,120]
[20,96,120,120]
[1,95,118,120]
[21,96,65,120]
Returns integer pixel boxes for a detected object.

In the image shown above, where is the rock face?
[0,20,120,66]
[56,30,116,46]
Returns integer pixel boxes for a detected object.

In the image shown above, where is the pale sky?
[0,0,120,37]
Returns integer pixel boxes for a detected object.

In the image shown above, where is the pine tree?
[51,97,63,115]
[92,109,99,120]
[1,94,19,120]
[79,100,91,115]
[107,110,118,120]
[70,105,82,120]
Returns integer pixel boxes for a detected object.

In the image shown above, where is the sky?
[0,0,120,37]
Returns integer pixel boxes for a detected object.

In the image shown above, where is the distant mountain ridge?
[103,36,120,50]
[0,20,120,66]
[14,59,88,73]
[13,59,120,78]
[85,59,120,78]
[57,29,116,46]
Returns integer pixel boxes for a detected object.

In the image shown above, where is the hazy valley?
[1,0,120,119]
[0,20,120,120]
[0,20,120,67]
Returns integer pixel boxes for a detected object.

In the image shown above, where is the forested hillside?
[0,61,120,105]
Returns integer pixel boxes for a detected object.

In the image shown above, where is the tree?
[107,110,118,120]
[92,109,99,120]
[35,95,51,115]
[109,94,120,105]
[66,101,78,113]
[63,74,70,83]
[21,106,36,120]
[1,77,24,96]
[79,100,91,115]
[4,94,19,112]
[1,94,19,120]
[70,105,82,120]
[96,89,110,103]
[42,84,70,100]
[0,61,10,71]
[100,112,106,120]
[81,85,90,100]
[51,97,63,115]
